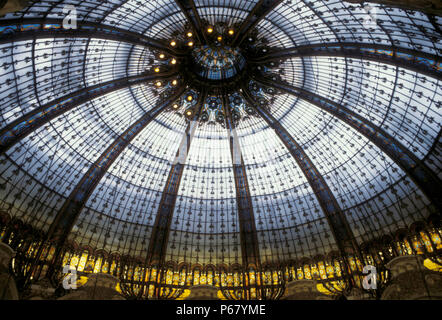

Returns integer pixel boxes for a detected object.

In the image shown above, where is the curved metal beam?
[427,14,442,36]
[147,88,207,266]
[45,85,186,276]
[232,0,284,47]
[240,85,360,269]
[344,0,442,16]
[248,43,441,79]
[221,93,261,269]
[252,74,442,213]
[0,18,187,57]
[174,0,208,44]
[0,69,179,154]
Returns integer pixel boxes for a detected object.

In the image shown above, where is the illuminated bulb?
[155,81,162,87]
[154,67,160,73]
[170,40,177,47]
[171,58,177,65]
[186,110,192,116]
[159,53,165,59]
[187,32,193,38]
[173,103,179,109]
[187,41,194,47]
[172,79,178,86]
[217,36,222,42]
[228,29,234,35]
[207,27,213,34]
[187,95,193,101]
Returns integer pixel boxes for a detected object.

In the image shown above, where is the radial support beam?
[44,85,186,277]
[248,43,441,79]
[344,0,442,16]
[0,18,186,57]
[232,0,284,47]
[147,89,207,266]
[240,85,360,268]
[252,74,442,213]
[427,14,442,36]
[174,0,208,44]
[0,69,179,154]
[222,93,261,269]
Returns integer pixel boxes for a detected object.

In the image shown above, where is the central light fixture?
[153,22,265,126]
[191,45,246,81]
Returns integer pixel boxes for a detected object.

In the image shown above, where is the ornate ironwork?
[0,68,179,154]
[247,43,442,79]
[231,0,284,47]
[174,0,209,43]
[0,18,186,57]
[251,73,442,214]
[147,89,208,266]
[0,0,440,301]
[222,93,261,269]
[1,210,441,300]
[43,85,186,279]
[218,264,286,300]
[241,83,363,285]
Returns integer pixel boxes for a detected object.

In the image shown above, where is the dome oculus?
[192,45,246,80]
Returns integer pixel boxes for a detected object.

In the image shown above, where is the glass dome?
[192,45,246,80]
[0,0,440,275]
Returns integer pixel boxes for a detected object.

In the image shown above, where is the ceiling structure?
[0,0,440,278]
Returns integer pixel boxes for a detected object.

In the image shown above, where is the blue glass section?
[192,45,246,80]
